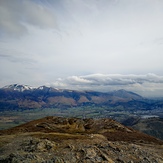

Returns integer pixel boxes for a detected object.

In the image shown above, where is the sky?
[0,0,163,97]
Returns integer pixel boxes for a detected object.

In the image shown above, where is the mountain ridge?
[0,84,143,110]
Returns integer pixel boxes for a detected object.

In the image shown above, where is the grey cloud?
[0,0,27,36]
[0,0,57,36]
[23,1,57,28]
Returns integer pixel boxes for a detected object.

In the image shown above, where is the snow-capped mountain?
[0,84,145,110]
[3,84,36,92]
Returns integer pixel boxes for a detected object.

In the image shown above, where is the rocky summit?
[0,116,163,163]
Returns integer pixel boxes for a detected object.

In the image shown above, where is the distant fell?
[112,89,142,99]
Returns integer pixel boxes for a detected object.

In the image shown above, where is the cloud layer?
[50,73,163,97]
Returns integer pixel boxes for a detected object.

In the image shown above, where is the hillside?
[0,116,163,162]
[123,117,163,141]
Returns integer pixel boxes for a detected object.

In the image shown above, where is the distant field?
[1,106,163,130]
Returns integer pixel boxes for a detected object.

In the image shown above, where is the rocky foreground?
[0,116,163,163]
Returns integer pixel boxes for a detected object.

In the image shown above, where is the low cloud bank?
[50,73,163,97]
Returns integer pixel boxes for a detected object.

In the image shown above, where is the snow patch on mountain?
[3,84,36,92]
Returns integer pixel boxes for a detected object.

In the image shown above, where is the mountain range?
[1,83,163,112]
[0,84,147,110]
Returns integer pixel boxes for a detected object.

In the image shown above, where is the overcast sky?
[0,0,163,97]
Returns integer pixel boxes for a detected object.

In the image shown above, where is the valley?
[0,84,163,141]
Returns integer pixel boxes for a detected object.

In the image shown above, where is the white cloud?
[67,76,93,85]
[50,73,163,97]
